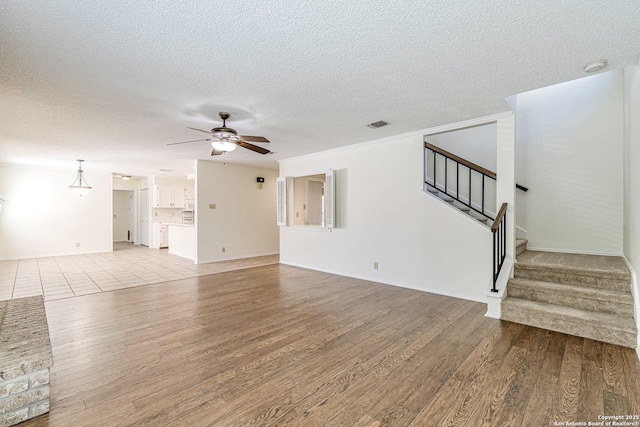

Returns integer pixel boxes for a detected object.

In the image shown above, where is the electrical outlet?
[296,212,299,217]
[76,242,80,247]
[373,261,379,270]
[222,247,226,253]
[209,203,216,209]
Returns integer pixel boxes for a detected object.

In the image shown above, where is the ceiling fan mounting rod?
[219,112,230,126]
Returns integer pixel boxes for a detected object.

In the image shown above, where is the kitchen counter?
[167,223,195,261]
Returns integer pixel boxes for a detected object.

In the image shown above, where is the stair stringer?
[423,183,492,228]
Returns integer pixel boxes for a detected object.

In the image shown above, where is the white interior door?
[139,188,149,246]
[129,192,135,243]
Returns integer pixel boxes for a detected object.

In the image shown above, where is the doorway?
[113,190,135,244]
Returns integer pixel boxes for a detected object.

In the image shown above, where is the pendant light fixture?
[69,159,92,196]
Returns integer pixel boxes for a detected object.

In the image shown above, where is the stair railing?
[491,203,508,292]
[424,142,527,221]
[424,142,498,220]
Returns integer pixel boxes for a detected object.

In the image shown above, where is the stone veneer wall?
[0,296,52,427]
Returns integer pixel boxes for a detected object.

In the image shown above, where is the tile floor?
[0,243,279,301]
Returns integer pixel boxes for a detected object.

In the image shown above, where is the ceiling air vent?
[367,120,389,129]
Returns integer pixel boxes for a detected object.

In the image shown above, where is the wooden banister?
[425,142,496,179]
[424,141,528,192]
[491,203,508,232]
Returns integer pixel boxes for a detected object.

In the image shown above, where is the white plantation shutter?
[325,169,334,229]
[276,177,287,226]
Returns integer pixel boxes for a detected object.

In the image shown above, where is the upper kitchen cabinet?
[153,185,187,208]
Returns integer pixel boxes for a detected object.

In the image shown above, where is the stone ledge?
[0,297,52,426]
[0,297,53,382]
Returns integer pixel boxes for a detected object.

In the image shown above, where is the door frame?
[139,188,150,247]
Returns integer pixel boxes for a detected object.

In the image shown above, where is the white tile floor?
[0,243,279,302]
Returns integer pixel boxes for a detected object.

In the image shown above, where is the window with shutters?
[276,170,334,230]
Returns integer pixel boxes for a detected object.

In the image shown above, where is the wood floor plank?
[520,331,567,427]
[295,304,490,427]
[155,292,464,426]
[475,327,552,427]
[578,339,604,421]
[454,338,530,426]
[406,321,525,427]
[15,264,640,427]
[603,342,630,398]
[551,334,583,424]
[621,346,640,415]
[106,282,439,426]
[264,299,463,426]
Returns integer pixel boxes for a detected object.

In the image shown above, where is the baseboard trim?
[622,256,640,360]
[0,248,114,261]
[279,260,487,304]
[196,252,280,265]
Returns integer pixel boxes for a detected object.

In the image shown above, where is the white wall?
[515,70,624,255]
[279,132,493,303]
[112,190,131,242]
[0,164,112,259]
[426,123,497,171]
[195,160,279,263]
[623,64,640,350]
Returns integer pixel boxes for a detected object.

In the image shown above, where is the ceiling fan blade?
[211,149,224,156]
[188,127,213,134]
[238,141,271,155]
[239,135,270,143]
[167,138,211,146]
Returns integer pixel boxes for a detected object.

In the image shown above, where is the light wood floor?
[21,264,640,426]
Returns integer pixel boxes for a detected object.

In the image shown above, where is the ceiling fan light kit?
[169,112,271,156]
[211,139,238,152]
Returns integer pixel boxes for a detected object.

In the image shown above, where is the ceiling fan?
[168,112,271,156]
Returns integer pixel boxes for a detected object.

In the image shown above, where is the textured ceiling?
[1,0,639,176]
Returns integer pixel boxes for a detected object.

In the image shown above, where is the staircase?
[502,243,637,348]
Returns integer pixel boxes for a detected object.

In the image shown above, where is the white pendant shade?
[211,140,238,152]
[69,159,92,196]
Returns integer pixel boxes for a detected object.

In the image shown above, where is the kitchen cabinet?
[153,185,187,208]
[160,226,168,248]
[152,222,169,248]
